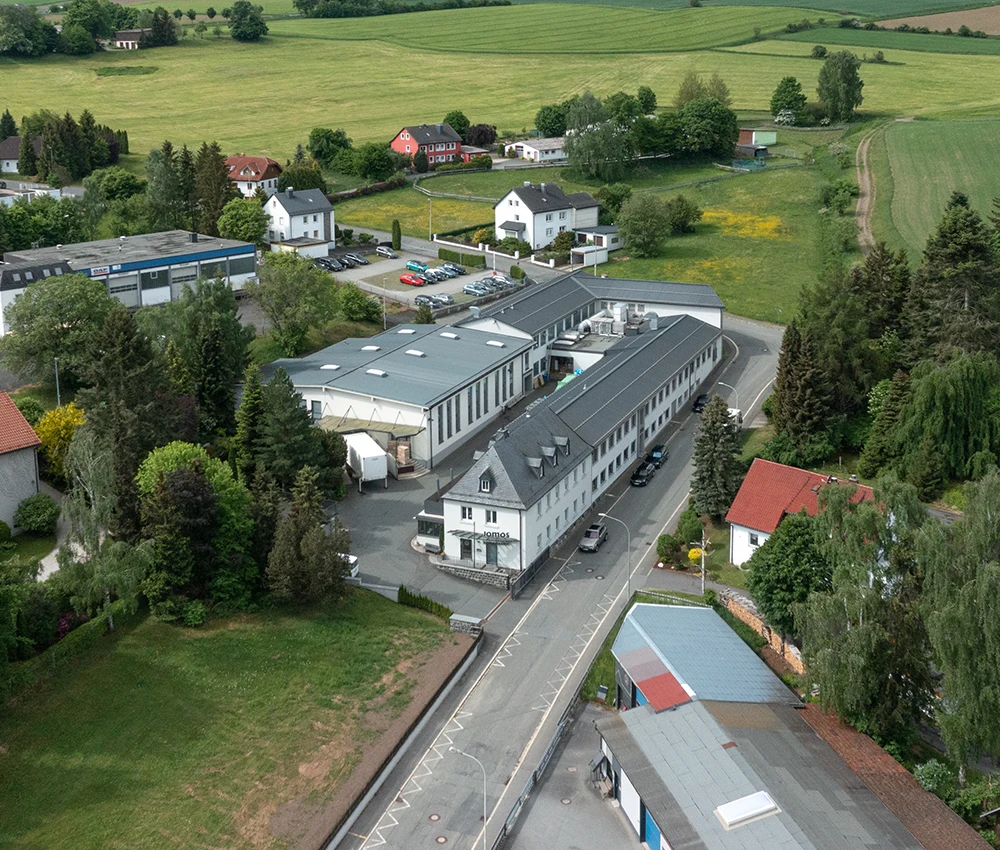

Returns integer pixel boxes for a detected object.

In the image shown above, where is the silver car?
[579,523,609,552]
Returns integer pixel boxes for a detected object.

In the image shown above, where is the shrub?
[182,600,208,627]
[866,50,886,63]
[13,396,45,427]
[811,44,828,59]
[35,402,85,484]
[14,493,61,534]
[358,232,373,244]
[761,393,776,419]
[391,219,402,250]
[0,520,10,544]
[460,252,486,268]
[398,584,453,620]
[657,533,680,563]
[509,265,525,280]
[438,247,461,263]
[676,507,703,544]
[914,759,957,802]
[472,228,495,246]
[341,227,354,244]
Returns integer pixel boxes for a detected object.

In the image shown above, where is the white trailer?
[344,432,389,492]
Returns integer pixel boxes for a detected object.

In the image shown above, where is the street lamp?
[449,747,487,850]
[717,381,739,411]
[599,512,631,602]
[381,277,387,329]
[54,357,61,407]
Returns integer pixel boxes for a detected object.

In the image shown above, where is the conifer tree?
[0,109,16,142]
[194,140,233,236]
[849,241,911,341]
[391,218,402,250]
[772,320,802,436]
[257,368,322,490]
[17,124,37,176]
[906,433,945,502]
[691,395,743,518]
[194,313,235,438]
[857,370,909,478]
[234,363,265,486]
[177,144,197,229]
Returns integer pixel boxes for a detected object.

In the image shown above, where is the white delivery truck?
[344,432,389,492]
[729,408,744,429]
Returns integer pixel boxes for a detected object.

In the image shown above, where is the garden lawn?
[0,590,454,850]
[597,165,826,320]
[869,118,1000,256]
[335,187,493,240]
[2,532,57,564]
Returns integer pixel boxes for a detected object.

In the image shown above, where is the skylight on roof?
[362,345,380,351]
[320,364,340,370]
[486,340,505,348]
[405,350,425,357]
[366,368,387,377]
[440,332,459,339]
[397,328,416,334]
[715,792,779,830]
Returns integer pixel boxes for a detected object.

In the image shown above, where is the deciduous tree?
[636,85,656,113]
[442,110,469,139]
[534,103,568,138]
[307,126,351,168]
[663,194,702,234]
[217,195,268,245]
[816,51,864,121]
[34,402,85,483]
[770,76,807,118]
[679,97,738,158]
[617,192,667,258]
[276,159,327,193]
[673,69,707,108]
[227,0,267,40]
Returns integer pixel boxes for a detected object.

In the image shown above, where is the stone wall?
[719,588,805,675]
[434,560,511,589]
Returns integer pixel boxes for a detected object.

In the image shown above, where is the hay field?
[880,5,1000,34]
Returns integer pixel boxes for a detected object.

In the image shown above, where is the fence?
[719,589,805,674]
[509,546,550,599]
[489,696,576,850]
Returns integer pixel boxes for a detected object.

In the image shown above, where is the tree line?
[293,0,508,19]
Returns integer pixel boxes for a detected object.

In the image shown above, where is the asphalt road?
[335,314,781,850]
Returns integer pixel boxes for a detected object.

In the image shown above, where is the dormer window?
[480,478,491,493]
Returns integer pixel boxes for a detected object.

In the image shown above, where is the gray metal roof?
[269,187,332,216]
[473,273,595,336]
[263,324,531,410]
[3,230,253,268]
[574,225,619,235]
[548,315,720,444]
[575,272,725,309]
[495,182,597,214]
[446,406,589,509]
[612,604,792,705]
[598,699,922,850]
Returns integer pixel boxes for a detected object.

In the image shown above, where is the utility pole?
[54,357,61,407]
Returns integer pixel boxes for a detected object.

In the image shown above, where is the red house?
[390,123,473,165]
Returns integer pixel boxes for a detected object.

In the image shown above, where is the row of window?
[532,304,600,349]
[543,212,567,222]
[533,494,585,552]
[460,506,498,525]
[535,466,585,519]
[436,362,516,445]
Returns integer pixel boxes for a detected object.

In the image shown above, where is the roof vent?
[320,364,340,370]
[366,368,387,377]
[487,340,505,348]
[397,328,416,334]
[405,349,425,357]
[440,332,459,339]
[361,345,380,351]
[715,792,779,830]
[526,457,544,478]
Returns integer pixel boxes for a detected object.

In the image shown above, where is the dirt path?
[854,128,878,256]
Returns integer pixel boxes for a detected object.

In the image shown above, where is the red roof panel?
[725,458,874,534]
[637,671,691,712]
[0,392,41,455]
[225,155,282,183]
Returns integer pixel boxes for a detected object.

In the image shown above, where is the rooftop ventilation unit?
[366,369,387,377]
[405,350,426,357]
[440,332,459,339]
[715,792,779,830]
[320,364,340,370]
[362,345,380,351]
[397,328,416,335]
[487,340,505,348]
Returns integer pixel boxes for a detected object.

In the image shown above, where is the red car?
[399,274,424,287]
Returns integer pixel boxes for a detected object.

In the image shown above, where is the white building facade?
[503,138,566,163]
[265,188,335,259]
[494,182,599,250]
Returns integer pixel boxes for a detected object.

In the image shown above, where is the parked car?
[490,273,516,286]
[344,253,369,265]
[578,522,609,552]
[464,283,489,296]
[431,266,458,278]
[692,393,710,413]
[430,293,455,306]
[646,444,668,468]
[476,278,499,292]
[400,274,424,286]
[325,257,345,272]
[314,258,334,271]
[376,246,399,259]
[414,294,438,307]
[442,262,467,275]
[416,272,437,285]
[630,462,655,487]
[337,255,358,268]
[405,260,428,273]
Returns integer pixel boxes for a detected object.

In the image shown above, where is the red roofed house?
[389,123,476,166]
[0,392,41,531]
[726,458,874,566]
[225,155,283,198]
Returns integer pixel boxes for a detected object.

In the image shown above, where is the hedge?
[2,600,146,701]
[434,221,494,239]
[329,173,406,204]
[398,585,454,621]
[437,247,487,269]
[509,264,526,280]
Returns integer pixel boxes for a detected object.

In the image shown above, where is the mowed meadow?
[4,4,1000,158]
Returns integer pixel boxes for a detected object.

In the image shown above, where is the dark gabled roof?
[497,220,525,232]
[574,272,725,309]
[0,135,41,160]
[0,260,74,292]
[474,274,595,336]
[399,123,462,145]
[446,406,589,509]
[115,28,151,38]
[269,187,332,215]
[547,314,719,444]
[495,182,597,214]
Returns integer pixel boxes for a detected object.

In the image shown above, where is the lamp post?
[381,277,387,329]
[54,357,61,407]
[599,512,631,602]
[449,747,487,850]
[717,381,739,412]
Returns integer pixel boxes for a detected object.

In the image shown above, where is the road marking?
[491,632,521,669]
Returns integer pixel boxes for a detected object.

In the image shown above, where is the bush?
[438,247,461,263]
[761,393,776,419]
[460,252,486,268]
[182,599,208,627]
[811,44,828,59]
[398,584,453,620]
[472,228,495,246]
[676,507,703,545]
[0,520,10,544]
[357,232,373,244]
[657,533,680,563]
[14,493,61,534]
[13,396,45,427]
[914,759,957,802]
[509,265,526,280]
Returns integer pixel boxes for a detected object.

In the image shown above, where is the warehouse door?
[644,806,660,849]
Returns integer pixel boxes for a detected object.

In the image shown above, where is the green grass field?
[507,0,982,15]
[868,117,1000,256]
[0,591,453,850]
[336,188,494,239]
[780,25,1000,55]
[274,5,835,53]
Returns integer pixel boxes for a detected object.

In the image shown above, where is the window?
[310,400,321,421]
[546,493,551,509]
[750,533,760,546]
[495,373,500,407]
[546,228,553,237]
[438,405,443,444]
[537,533,542,549]
[447,400,453,438]
[556,516,561,531]
[558,211,566,220]
[406,145,411,153]
[474,384,480,420]
[480,477,491,493]
[592,477,598,491]
[545,214,553,221]
[485,509,498,525]
[546,524,551,541]
[461,506,473,521]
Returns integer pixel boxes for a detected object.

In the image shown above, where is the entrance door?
[460,538,472,561]
[644,807,661,849]
[485,542,498,566]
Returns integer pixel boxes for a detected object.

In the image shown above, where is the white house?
[225,154,282,198]
[264,188,335,259]
[0,186,61,208]
[725,458,875,566]
[503,137,566,163]
[114,28,150,48]
[0,135,42,174]
[0,391,41,531]
[494,182,598,251]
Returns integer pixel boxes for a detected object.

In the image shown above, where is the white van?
[339,554,359,578]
